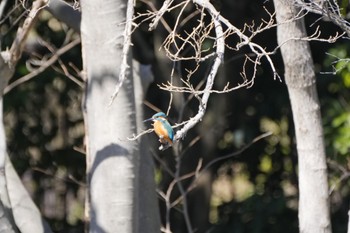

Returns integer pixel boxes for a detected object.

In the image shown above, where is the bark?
[0,54,16,232]
[81,0,141,232]
[348,210,350,233]
[0,200,16,233]
[5,155,52,233]
[273,1,331,233]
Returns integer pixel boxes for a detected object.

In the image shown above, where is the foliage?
[323,43,350,159]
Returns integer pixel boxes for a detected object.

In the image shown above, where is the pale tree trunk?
[81,0,159,232]
[348,210,350,233]
[0,1,52,232]
[273,1,332,233]
[80,0,137,231]
[0,56,16,232]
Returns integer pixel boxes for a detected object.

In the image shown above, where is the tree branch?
[8,0,47,66]
[109,0,134,106]
[4,37,82,94]
[173,0,224,142]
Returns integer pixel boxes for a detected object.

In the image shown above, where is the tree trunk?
[0,55,16,232]
[348,210,350,233]
[273,1,332,233]
[80,0,154,232]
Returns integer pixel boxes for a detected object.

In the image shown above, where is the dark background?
[2,0,350,232]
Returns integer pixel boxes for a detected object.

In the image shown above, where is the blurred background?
[2,0,350,232]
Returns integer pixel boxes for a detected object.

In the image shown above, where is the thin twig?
[327,159,350,195]
[171,131,272,206]
[158,167,198,233]
[294,0,350,36]
[4,38,81,94]
[174,153,193,233]
[32,167,86,187]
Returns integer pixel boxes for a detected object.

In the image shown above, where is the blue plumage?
[144,112,174,149]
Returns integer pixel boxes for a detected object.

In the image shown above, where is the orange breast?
[153,120,173,145]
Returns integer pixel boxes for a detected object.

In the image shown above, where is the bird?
[144,112,174,150]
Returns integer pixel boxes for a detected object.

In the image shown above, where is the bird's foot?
[159,143,172,151]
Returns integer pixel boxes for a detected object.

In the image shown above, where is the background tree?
[80,0,159,232]
[274,0,331,232]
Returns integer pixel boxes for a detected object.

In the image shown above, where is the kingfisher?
[144,112,174,150]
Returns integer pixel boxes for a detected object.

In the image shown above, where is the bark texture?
[0,55,16,232]
[81,0,140,232]
[273,1,331,233]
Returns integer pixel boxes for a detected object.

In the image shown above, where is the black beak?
[143,117,153,122]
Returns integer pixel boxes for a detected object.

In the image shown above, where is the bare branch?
[321,52,350,75]
[327,159,350,195]
[294,0,350,36]
[109,0,134,106]
[171,131,272,207]
[172,0,224,142]
[9,0,48,66]
[157,168,198,233]
[4,37,82,94]
[127,0,345,152]
[149,0,174,30]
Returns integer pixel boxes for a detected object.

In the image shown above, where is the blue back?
[153,113,174,141]
[158,118,174,141]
